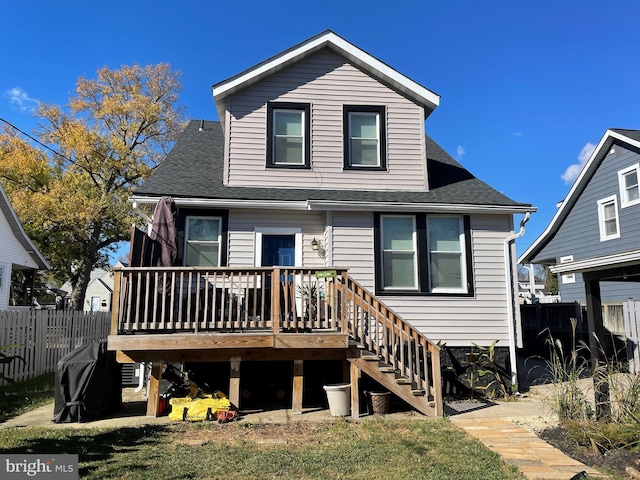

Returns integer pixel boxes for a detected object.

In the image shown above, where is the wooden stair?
[338,275,443,417]
[348,345,438,417]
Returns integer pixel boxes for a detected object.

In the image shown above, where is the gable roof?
[133,120,532,214]
[0,183,50,270]
[518,128,640,264]
[212,30,441,126]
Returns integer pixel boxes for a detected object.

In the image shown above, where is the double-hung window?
[618,164,640,208]
[343,105,386,170]
[376,214,472,295]
[380,215,418,289]
[597,195,620,241]
[266,102,310,168]
[427,217,466,293]
[184,216,222,266]
[559,255,575,284]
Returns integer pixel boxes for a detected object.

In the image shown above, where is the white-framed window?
[344,105,386,169]
[597,195,620,241]
[380,215,418,290]
[184,216,222,266]
[267,102,310,168]
[559,255,575,284]
[428,216,466,293]
[618,164,640,208]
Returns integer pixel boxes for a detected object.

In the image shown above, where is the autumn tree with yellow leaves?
[0,64,186,309]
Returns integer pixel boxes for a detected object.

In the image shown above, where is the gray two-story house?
[108,31,533,417]
[519,129,640,358]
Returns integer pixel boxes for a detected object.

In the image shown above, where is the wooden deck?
[108,264,443,418]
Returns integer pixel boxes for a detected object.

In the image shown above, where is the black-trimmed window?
[343,105,386,170]
[266,102,310,168]
[177,208,229,267]
[375,213,473,295]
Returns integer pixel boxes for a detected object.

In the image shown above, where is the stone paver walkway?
[451,417,606,479]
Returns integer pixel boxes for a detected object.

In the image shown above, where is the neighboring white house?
[60,267,116,312]
[0,183,50,309]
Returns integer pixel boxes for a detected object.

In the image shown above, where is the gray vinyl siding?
[534,144,640,304]
[331,212,514,347]
[225,49,427,191]
[227,209,326,267]
[330,212,375,291]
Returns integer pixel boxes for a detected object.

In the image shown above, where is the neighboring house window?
[184,216,222,266]
[343,105,386,170]
[266,102,311,168]
[428,217,466,293]
[380,215,418,290]
[0,264,3,289]
[618,163,640,208]
[559,255,575,284]
[597,195,620,241]
[375,214,473,295]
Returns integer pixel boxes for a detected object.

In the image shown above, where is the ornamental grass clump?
[540,319,593,421]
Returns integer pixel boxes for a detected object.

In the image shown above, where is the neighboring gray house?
[0,182,50,309]
[61,268,114,312]
[125,30,534,388]
[519,129,640,352]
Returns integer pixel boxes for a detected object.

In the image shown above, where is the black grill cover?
[53,342,122,423]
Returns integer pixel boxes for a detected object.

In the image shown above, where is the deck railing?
[113,266,345,335]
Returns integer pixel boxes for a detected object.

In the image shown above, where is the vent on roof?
[199,120,204,132]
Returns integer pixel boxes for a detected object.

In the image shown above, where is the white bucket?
[323,383,351,416]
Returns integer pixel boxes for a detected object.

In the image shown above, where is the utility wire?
[0,116,72,163]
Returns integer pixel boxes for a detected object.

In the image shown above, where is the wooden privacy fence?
[0,310,111,385]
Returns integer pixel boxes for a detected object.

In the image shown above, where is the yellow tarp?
[168,394,231,421]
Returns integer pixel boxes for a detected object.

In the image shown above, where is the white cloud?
[560,142,596,185]
[3,87,40,112]
[456,145,465,160]
[513,132,523,137]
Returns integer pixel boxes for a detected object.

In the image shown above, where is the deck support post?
[292,359,303,414]
[350,362,360,418]
[146,362,163,417]
[229,357,241,409]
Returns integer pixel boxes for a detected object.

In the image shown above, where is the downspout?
[503,211,531,393]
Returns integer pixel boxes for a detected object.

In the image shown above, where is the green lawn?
[0,373,56,423]
[0,419,524,479]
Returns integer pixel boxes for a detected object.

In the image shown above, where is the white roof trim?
[212,31,440,125]
[0,184,50,270]
[550,249,640,274]
[518,129,640,264]
[130,195,534,215]
[306,200,535,214]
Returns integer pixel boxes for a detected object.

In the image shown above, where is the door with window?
[257,233,298,321]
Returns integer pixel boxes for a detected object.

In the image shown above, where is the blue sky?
[2,0,640,261]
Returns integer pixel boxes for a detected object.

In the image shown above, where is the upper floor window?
[184,216,221,266]
[343,105,386,170]
[618,164,640,208]
[597,195,620,241]
[0,264,4,289]
[266,102,310,168]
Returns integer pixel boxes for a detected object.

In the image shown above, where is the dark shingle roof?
[611,129,640,143]
[136,120,530,208]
